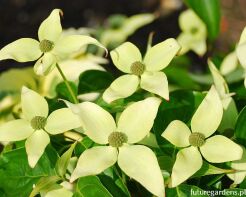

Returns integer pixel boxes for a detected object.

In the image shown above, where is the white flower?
[0,87,81,168]
[177,9,207,56]
[0,9,105,76]
[162,86,243,187]
[103,39,180,103]
[65,97,165,197]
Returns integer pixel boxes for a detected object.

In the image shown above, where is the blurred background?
[0,0,245,72]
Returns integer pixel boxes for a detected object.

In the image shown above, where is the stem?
[56,63,78,104]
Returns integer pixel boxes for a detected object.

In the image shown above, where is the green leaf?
[184,0,221,40]
[74,176,113,197]
[56,81,78,103]
[100,167,131,197]
[56,142,77,177]
[29,176,61,197]
[0,146,58,197]
[166,184,209,197]
[74,137,94,157]
[78,70,114,94]
[235,106,246,144]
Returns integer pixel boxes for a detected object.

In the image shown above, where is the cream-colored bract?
[0,9,106,76]
[227,147,246,185]
[103,39,180,103]
[162,86,243,187]
[177,9,207,56]
[65,97,165,197]
[208,60,238,131]
[0,86,82,168]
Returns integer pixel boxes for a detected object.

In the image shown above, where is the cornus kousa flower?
[102,39,180,103]
[177,9,207,56]
[162,86,243,187]
[0,87,81,168]
[0,9,105,76]
[65,97,165,197]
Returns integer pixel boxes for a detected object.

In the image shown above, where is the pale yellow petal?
[191,86,223,137]
[170,146,202,187]
[0,38,41,62]
[25,129,50,168]
[38,9,62,42]
[102,74,139,103]
[118,145,164,197]
[70,146,117,182]
[0,119,33,141]
[21,86,49,121]
[140,71,169,100]
[110,42,142,73]
[200,135,243,163]
[143,38,180,71]
[45,108,82,135]
[117,97,161,143]
[64,101,116,144]
[162,120,191,147]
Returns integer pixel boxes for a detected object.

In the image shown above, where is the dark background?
[0,0,245,72]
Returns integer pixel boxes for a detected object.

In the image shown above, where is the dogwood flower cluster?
[0,8,245,197]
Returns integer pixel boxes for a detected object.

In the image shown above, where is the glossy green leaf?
[184,0,220,40]
[78,70,114,94]
[56,142,77,177]
[29,176,61,197]
[0,146,58,197]
[74,176,113,197]
[235,106,246,143]
[56,81,78,102]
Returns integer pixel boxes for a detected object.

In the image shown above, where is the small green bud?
[130,61,145,76]
[31,116,47,130]
[39,39,54,53]
[190,27,198,34]
[108,132,128,148]
[189,132,205,147]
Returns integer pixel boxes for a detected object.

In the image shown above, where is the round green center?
[39,39,54,53]
[130,61,145,76]
[190,27,198,34]
[108,132,128,148]
[30,116,47,130]
[189,132,205,147]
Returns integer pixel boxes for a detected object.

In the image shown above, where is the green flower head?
[0,9,106,76]
[162,86,243,187]
[0,86,81,168]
